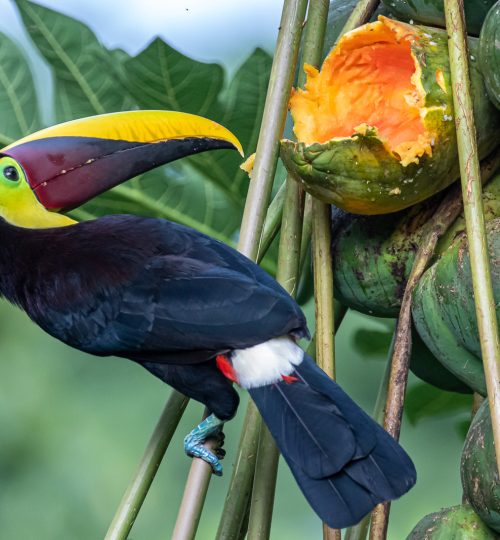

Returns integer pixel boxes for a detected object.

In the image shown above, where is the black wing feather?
[10,215,307,363]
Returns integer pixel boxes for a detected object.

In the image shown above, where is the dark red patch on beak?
[3,136,234,211]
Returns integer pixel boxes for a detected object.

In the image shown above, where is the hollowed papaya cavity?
[292,19,431,166]
[281,17,500,215]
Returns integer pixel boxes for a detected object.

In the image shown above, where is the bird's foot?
[184,414,225,476]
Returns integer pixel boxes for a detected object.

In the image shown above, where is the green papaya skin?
[410,327,472,394]
[381,0,496,36]
[412,219,500,396]
[479,1,500,110]
[282,19,500,215]
[331,196,439,318]
[331,173,499,318]
[406,504,497,539]
[462,401,500,533]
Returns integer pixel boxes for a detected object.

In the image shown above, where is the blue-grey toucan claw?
[183,414,225,476]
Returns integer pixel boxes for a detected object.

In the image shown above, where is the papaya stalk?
[213,2,309,539]
[444,0,500,478]
[369,149,500,539]
[248,2,329,538]
[344,335,394,540]
[104,391,189,540]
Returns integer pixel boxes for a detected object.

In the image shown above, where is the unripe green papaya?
[461,400,500,532]
[412,218,500,395]
[479,1,500,110]
[410,327,472,394]
[331,196,438,318]
[406,504,496,539]
[380,0,496,36]
[331,173,499,318]
[281,17,500,215]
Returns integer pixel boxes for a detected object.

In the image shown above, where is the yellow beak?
[0,110,243,210]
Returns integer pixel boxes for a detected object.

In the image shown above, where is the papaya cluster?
[281,0,500,536]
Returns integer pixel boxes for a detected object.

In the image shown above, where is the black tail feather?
[249,354,416,529]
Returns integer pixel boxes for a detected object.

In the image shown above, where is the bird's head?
[0,110,243,228]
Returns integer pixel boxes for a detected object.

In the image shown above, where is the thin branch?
[248,146,306,539]
[345,335,394,540]
[369,149,500,539]
[445,0,500,474]
[172,1,309,538]
[312,1,383,536]
[104,391,189,540]
[259,182,287,261]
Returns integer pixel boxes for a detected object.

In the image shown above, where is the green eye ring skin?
[0,157,24,187]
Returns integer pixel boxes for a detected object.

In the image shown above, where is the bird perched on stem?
[0,110,415,528]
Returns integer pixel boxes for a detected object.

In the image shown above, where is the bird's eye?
[3,166,19,182]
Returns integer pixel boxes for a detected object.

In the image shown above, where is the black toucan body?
[0,111,416,529]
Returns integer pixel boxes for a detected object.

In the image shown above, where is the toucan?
[0,110,415,528]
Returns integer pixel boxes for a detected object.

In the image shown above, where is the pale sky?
[0,0,284,122]
[0,0,283,70]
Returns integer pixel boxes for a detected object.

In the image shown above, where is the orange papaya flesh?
[281,17,500,215]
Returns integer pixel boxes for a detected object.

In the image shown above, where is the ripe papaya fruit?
[406,504,496,539]
[281,17,500,215]
[461,400,500,533]
[380,0,496,36]
[412,218,500,396]
[479,1,500,110]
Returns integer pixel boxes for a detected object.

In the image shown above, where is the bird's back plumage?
[0,215,307,363]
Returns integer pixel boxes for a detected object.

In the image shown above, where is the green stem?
[248,136,306,540]
[219,3,329,539]
[368,149,500,539]
[239,0,309,262]
[172,2,309,538]
[444,0,500,475]
[312,198,336,379]
[345,335,393,540]
[104,391,189,540]
[247,3,331,539]
[299,193,313,268]
[258,182,287,262]
[339,0,380,39]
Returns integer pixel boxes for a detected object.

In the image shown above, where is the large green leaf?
[209,48,272,200]
[125,37,224,116]
[124,43,272,205]
[12,1,273,247]
[405,382,472,425]
[15,0,133,121]
[0,32,40,145]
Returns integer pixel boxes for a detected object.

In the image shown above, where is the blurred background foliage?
[0,1,474,538]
